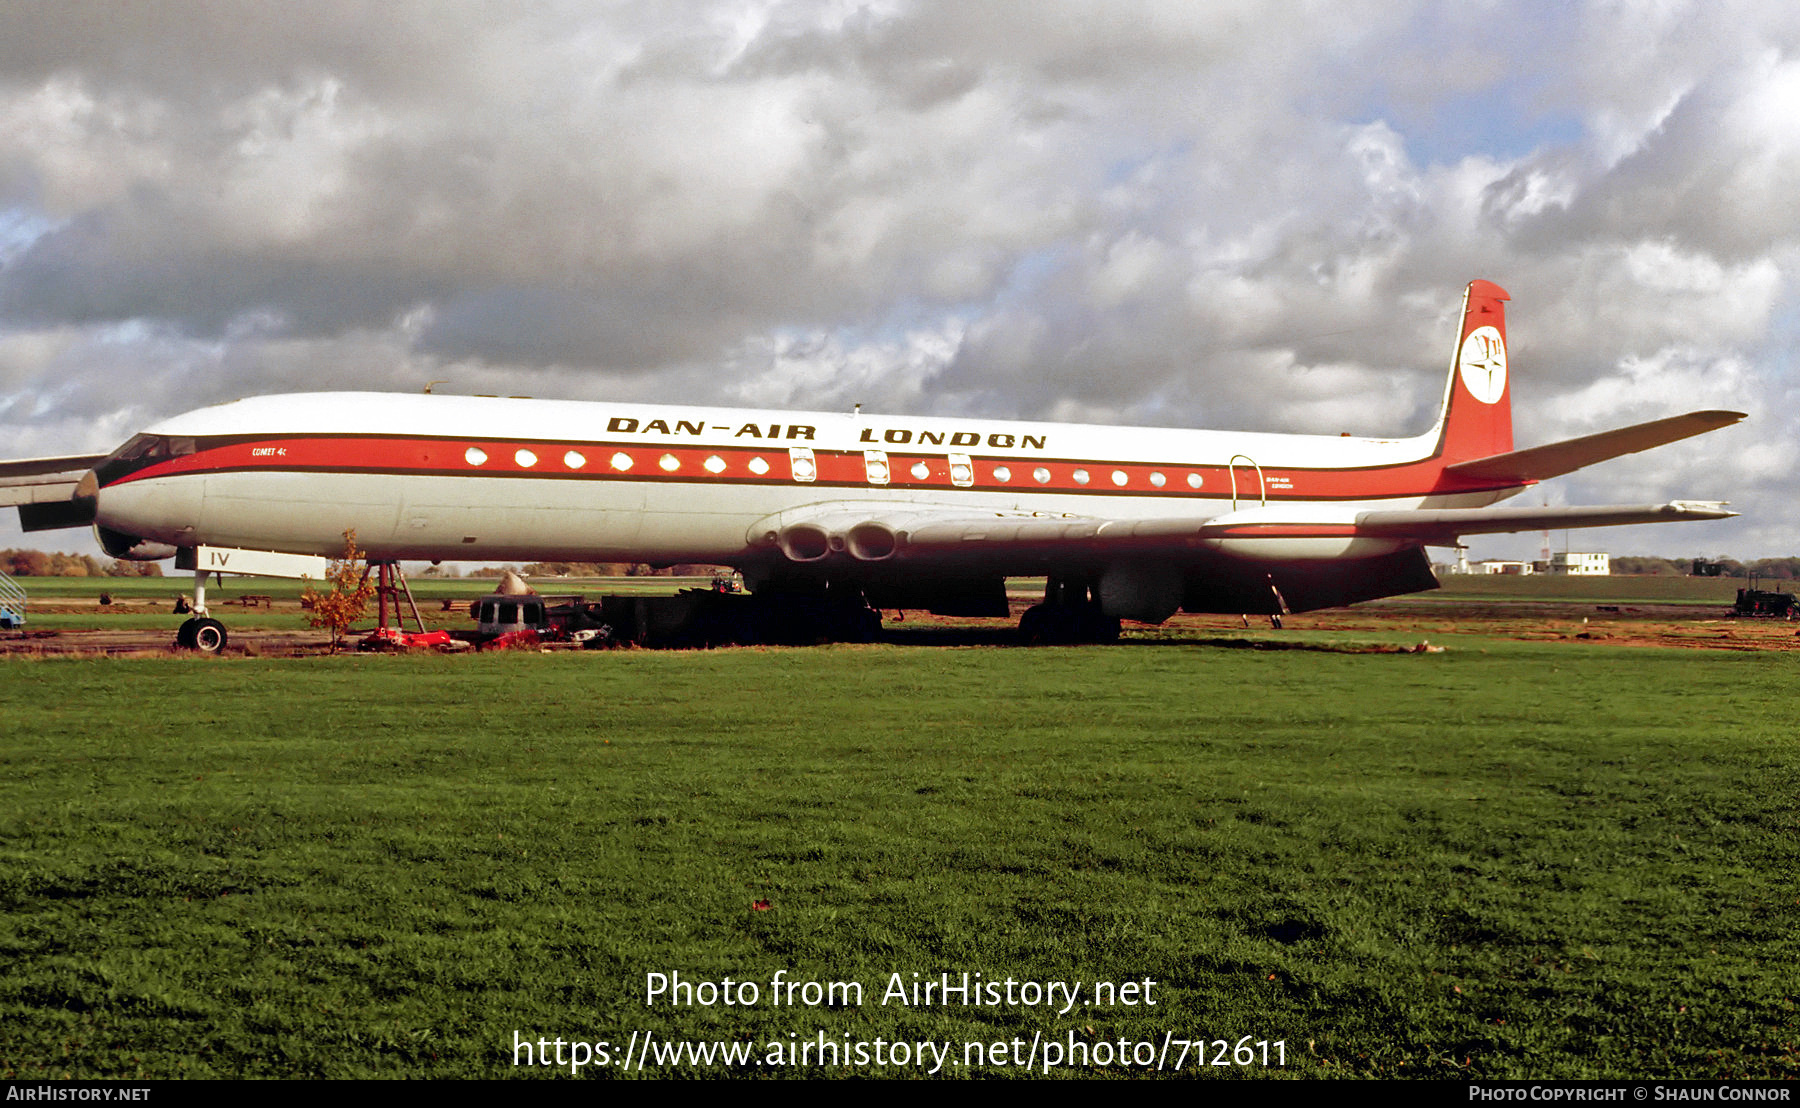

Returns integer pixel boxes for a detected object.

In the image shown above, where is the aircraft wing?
[757,499,1737,565]
[0,454,105,528]
[920,501,1736,549]
[1443,410,1744,483]
[1346,500,1737,546]
[752,504,1219,565]
[904,513,1210,550]
[0,453,106,500]
[0,454,109,478]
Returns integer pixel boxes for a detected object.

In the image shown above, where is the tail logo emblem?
[1458,326,1507,405]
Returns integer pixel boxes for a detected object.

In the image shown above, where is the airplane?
[0,279,1745,651]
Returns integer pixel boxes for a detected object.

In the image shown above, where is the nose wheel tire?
[176,617,228,654]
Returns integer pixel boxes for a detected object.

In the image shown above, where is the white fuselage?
[96,392,1516,567]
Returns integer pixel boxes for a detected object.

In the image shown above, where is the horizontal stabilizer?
[1443,410,1744,483]
[1354,501,1736,545]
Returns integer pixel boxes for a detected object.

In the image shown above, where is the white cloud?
[2,0,1799,557]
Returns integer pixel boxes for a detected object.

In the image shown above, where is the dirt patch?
[1185,636,1446,654]
[0,626,337,657]
[3,595,1794,656]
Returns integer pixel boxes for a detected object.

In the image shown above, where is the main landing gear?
[739,581,883,645]
[1018,577,1121,645]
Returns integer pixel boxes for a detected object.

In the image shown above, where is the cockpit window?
[107,435,195,464]
[110,435,164,463]
[94,434,199,486]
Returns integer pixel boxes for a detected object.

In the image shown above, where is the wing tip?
[1666,499,1738,520]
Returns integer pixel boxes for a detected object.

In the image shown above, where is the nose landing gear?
[176,616,228,653]
[169,546,334,655]
[174,569,228,653]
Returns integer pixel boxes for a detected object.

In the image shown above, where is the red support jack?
[376,563,390,630]
[358,562,448,650]
[369,562,426,633]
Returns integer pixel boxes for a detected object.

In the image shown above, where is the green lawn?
[0,643,1793,1079]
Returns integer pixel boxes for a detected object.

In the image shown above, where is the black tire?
[1018,604,1052,645]
[1081,612,1122,643]
[177,617,228,654]
[1021,604,1119,644]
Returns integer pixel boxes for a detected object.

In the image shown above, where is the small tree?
[300,530,376,653]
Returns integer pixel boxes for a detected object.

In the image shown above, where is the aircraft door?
[862,450,890,485]
[1228,455,1266,510]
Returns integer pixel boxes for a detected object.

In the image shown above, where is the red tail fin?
[1435,279,1513,463]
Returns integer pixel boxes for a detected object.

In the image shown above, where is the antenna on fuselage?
[424,380,448,394]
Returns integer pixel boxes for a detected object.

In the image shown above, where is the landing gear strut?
[1018,577,1121,644]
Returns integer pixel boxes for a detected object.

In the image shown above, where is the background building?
[1549,552,1610,576]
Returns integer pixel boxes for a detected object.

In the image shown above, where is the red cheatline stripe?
[106,435,1517,500]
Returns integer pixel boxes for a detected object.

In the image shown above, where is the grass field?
[0,642,1794,1079]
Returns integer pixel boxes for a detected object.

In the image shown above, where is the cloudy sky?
[2,0,1796,560]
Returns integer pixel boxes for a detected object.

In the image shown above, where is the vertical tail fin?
[1433,279,1513,463]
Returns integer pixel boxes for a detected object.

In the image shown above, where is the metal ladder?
[0,569,25,629]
